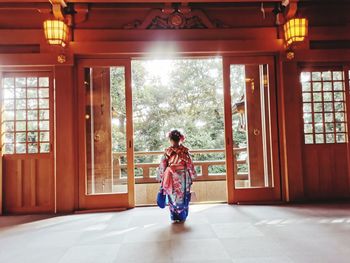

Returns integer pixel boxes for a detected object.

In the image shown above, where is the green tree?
[110,58,248,174]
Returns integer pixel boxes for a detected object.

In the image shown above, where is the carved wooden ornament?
[124,5,227,30]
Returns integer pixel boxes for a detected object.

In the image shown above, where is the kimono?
[157,144,197,222]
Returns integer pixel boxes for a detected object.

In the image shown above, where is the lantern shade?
[43,20,68,47]
[283,18,308,47]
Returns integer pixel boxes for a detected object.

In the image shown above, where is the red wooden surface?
[0,1,350,213]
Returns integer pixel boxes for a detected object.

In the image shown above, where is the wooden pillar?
[0,71,2,215]
[0,154,2,215]
[279,61,305,201]
[55,65,76,213]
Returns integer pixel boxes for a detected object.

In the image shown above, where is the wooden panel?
[0,70,2,215]
[344,67,350,197]
[302,145,349,199]
[88,68,113,193]
[80,193,129,209]
[124,58,135,207]
[0,30,46,45]
[307,26,350,41]
[276,57,288,201]
[293,50,350,63]
[0,0,287,3]
[1,25,350,45]
[55,66,76,213]
[3,159,18,209]
[37,158,53,207]
[70,40,284,55]
[234,187,280,203]
[0,45,40,54]
[0,152,2,215]
[280,62,305,201]
[0,54,73,66]
[302,146,319,198]
[223,57,235,203]
[74,28,278,41]
[334,145,350,197]
[245,65,264,186]
[3,156,53,213]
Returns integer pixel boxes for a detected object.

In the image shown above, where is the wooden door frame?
[77,58,135,210]
[343,66,350,194]
[223,56,281,203]
[339,65,350,196]
[0,70,2,215]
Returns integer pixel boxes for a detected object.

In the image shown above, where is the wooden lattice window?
[1,74,51,154]
[300,70,347,144]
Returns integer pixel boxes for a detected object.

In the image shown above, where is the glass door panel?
[85,67,128,194]
[230,64,273,189]
[224,57,280,203]
[78,59,134,210]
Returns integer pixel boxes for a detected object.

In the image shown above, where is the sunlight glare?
[145,59,172,85]
[112,118,120,126]
[209,68,219,78]
[195,120,206,127]
[216,88,224,95]
[159,102,170,109]
[300,72,311,82]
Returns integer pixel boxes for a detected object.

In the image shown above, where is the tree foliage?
[131,58,225,163]
[110,58,248,173]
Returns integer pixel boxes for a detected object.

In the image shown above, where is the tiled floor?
[1,203,350,263]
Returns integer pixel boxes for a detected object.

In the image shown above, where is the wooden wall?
[0,1,350,213]
[279,61,305,201]
[55,65,77,213]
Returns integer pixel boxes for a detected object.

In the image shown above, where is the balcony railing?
[113,148,248,184]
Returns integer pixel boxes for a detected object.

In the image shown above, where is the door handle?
[253,129,260,136]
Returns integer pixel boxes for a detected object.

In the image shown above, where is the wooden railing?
[113,148,248,184]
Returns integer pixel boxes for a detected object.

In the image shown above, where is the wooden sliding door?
[77,59,135,210]
[223,56,281,203]
[300,67,350,199]
[0,71,54,213]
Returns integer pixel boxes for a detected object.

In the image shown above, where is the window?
[300,70,347,144]
[1,75,51,154]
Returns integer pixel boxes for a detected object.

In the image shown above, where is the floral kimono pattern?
[157,145,197,221]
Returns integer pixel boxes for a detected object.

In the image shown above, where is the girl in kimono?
[157,130,197,223]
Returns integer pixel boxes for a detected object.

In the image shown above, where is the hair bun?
[167,129,185,143]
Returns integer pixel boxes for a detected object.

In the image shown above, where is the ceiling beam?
[0,0,289,3]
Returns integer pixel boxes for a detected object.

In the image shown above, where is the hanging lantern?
[283,18,308,47]
[43,20,69,47]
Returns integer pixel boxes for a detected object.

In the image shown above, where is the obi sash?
[161,164,185,195]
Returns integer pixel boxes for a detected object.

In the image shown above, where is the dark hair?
[168,129,183,143]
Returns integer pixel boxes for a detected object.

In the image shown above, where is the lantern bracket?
[49,0,67,20]
[285,1,298,19]
[272,0,298,25]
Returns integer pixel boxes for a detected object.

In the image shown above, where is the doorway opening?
[131,57,227,205]
[78,56,280,210]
